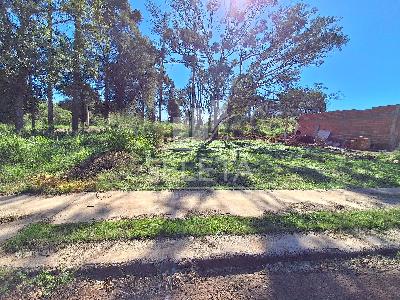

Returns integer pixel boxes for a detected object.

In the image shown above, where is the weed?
[0,268,73,298]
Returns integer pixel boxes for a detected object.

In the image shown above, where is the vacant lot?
[1,131,400,194]
[100,140,400,191]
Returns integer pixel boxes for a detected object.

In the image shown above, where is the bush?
[0,132,27,164]
[108,113,172,151]
[219,117,296,139]
[105,127,154,157]
[22,102,72,131]
[54,105,72,127]
[256,117,296,138]
[0,126,53,166]
[0,123,13,134]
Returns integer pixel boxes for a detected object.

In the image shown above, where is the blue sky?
[130,0,400,111]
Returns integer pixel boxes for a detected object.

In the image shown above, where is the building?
[297,105,400,151]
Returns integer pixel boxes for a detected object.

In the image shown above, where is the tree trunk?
[14,95,24,133]
[81,101,89,127]
[158,85,163,122]
[204,112,231,147]
[188,110,193,137]
[140,99,145,120]
[47,85,54,131]
[284,116,289,139]
[104,67,110,122]
[115,79,125,112]
[212,96,219,139]
[158,63,164,122]
[189,66,196,137]
[14,74,26,133]
[31,111,36,134]
[72,10,83,133]
[72,86,80,132]
[207,99,212,136]
[47,0,54,132]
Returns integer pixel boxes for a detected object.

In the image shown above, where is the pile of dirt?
[66,151,134,180]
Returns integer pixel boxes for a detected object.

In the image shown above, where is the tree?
[278,85,332,117]
[277,84,337,137]
[148,1,204,135]
[0,0,47,132]
[1,0,160,131]
[61,0,108,131]
[89,2,159,120]
[166,80,180,122]
[46,0,55,131]
[226,74,261,133]
[148,0,348,142]
[91,0,138,120]
[43,0,71,132]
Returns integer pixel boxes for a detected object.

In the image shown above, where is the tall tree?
[148,0,348,140]
[60,0,101,131]
[0,0,47,132]
[45,0,56,131]
[166,80,180,122]
[70,0,84,132]
[91,1,158,120]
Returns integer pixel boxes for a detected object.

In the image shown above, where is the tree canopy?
[0,0,348,133]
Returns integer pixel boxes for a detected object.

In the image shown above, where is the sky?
[130,0,400,111]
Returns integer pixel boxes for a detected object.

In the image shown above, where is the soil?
[65,151,134,180]
[3,255,400,300]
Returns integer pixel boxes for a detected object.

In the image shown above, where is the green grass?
[0,268,73,297]
[4,209,400,252]
[98,140,400,191]
[1,126,399,194]
[0,123,166,194]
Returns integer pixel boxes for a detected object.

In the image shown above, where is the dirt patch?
[4,255,400,300]
[66,151,134,180]
[0,215,28,225]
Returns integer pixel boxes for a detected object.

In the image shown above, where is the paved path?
[1,188,399,243]
[1,229,399,269]
[1,188,400,223]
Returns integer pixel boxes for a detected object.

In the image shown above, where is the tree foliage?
[148,0,348,136]
[0,0,348,134]
[0,0,160,132]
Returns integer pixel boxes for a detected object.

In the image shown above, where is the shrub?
[0,132,27,164]
[54,105,72,127]
[22,102,72,131]
[0,132,54,165]
[107,113,171,152]
[256,117,297,138]
[0,123,13,134]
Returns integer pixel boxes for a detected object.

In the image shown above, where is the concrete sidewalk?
[1,229,399,270]
[1,188,400,224]
[1,189,400,274]
[1,188,399,243]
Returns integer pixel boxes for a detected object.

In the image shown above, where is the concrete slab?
[0,188,399,225]
[1,229,399,269]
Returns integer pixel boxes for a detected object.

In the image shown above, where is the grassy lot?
[4,208,400,252]
[97,139,400,191]
[1,126,399,194]
[0,124,166,194]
